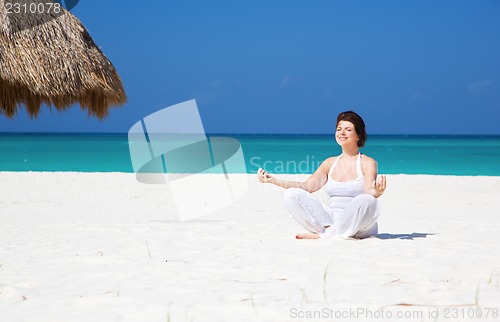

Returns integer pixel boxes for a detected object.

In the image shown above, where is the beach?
[1,172,500,322]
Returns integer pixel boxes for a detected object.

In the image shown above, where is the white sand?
[1,172,499,322]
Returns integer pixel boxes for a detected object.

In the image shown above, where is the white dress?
[283,153,380,239]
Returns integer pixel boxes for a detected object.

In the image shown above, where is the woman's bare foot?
[295,233,320,239]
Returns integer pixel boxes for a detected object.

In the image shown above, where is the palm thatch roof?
[0,0,126,119]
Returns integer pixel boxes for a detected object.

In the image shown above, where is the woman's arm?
[257,158,333,193]
[362,156,386,198]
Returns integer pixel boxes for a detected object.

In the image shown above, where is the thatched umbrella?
[0,0,126,119]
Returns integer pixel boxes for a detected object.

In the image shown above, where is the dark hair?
[336,111,367,148]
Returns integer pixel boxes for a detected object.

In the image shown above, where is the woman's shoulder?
[324,155,340,164]
[360,153,378,168]
[318,156,337,170]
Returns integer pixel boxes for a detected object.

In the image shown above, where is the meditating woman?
[257,111,386,239]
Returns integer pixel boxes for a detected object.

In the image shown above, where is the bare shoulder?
[316,156,337,174]
[360,154,378,180]
[321,156,337,168]
[360,154,378,169]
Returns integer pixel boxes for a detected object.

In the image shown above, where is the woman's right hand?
[257,168,274,184]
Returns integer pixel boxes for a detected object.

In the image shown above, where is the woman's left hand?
[373,175,387,196]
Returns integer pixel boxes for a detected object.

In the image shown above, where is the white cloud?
[279,76,291,88]
[413,91,424,100]
[468,80,493,95]
[209,80,224,88]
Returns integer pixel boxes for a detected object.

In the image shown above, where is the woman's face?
[335,120,359,147]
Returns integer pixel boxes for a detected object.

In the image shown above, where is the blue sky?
[1,0,499,134]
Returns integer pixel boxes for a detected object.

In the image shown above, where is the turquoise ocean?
[1,133,499,176]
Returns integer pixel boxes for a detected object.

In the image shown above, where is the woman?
[257,111,386,239]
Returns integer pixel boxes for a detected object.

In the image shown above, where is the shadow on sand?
[376,232,436,240]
